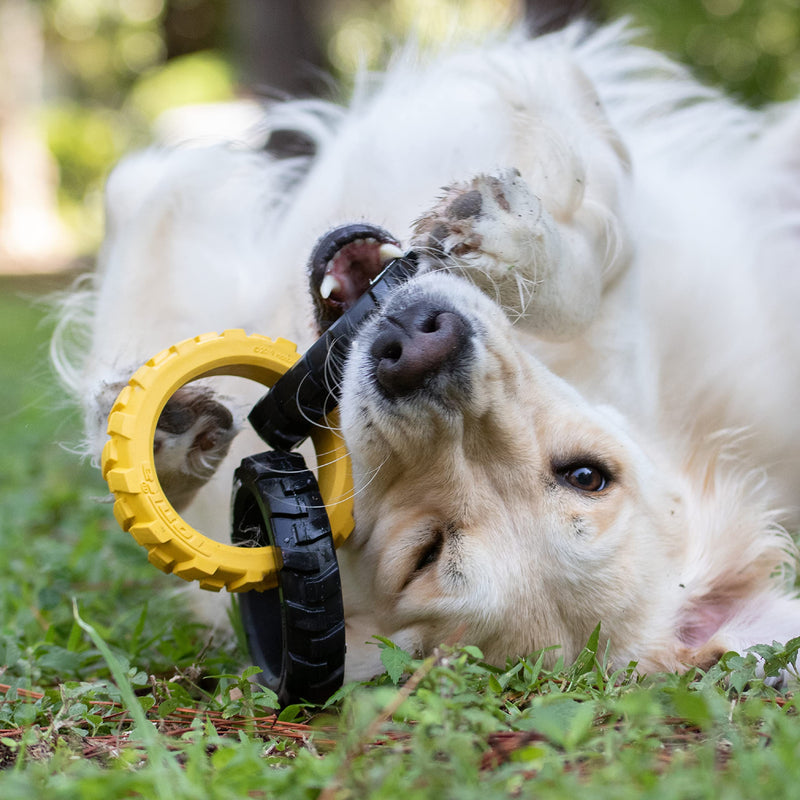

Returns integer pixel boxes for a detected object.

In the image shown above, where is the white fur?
[53,21,800,681]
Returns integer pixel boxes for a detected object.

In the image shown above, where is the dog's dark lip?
[310,223,399,270]
[308,223,402,331]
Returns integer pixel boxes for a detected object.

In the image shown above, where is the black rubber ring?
[231,450,345,705]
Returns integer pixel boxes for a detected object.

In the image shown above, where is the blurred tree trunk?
[232,0,328,97]
[0,0,71,272]
[524,0,602,32]
[164,0,227,59]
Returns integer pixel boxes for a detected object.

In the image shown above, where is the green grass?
[1,275,800,798]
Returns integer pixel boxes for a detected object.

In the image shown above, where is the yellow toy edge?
[100,329,354,593]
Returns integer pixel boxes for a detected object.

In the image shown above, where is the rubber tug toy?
[102,237,417,705]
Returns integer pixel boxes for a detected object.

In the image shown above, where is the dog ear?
[673,523,800,670]
[667,442,800,671]
[675,590,763,671]
[675,590,800,672]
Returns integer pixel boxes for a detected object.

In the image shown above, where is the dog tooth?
[379,243,404,263]
[320,273,342,300]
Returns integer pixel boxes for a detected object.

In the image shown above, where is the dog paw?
[411,169,559,322]
[154,385,239,510]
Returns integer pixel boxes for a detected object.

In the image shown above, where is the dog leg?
[99,379,239,511]
[68,146,299,508]
[153,385,239,511]
[411,169,610,340]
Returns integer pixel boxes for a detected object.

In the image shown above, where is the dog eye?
[556,464,609,493]
[414,531,444,573]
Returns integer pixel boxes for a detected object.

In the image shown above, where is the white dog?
[53,21,800,682]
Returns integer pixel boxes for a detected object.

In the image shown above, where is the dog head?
[333,271,798,679]
[338,271,682,673]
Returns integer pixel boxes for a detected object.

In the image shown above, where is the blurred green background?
[0,0,798,275]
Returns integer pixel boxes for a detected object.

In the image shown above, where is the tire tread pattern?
[233,451,346,705]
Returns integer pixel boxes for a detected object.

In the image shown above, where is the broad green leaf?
[381,645,413,685]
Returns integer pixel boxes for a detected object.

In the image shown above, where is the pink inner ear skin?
[677,597,732,649]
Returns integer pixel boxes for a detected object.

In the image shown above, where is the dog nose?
[370,300,470,396]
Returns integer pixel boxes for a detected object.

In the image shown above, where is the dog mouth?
[308,223,404,331]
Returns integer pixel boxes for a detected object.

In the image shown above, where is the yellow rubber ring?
[100,329,354,593]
